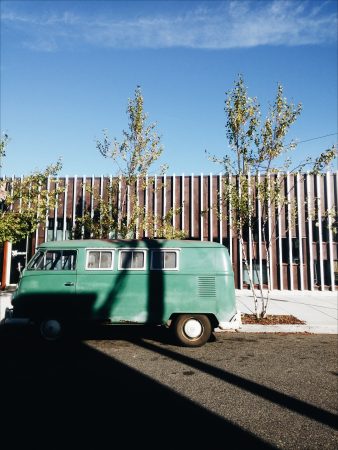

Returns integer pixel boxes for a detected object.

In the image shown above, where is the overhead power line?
[296,132,337,145]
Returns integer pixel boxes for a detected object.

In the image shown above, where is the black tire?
[39,319,63,341]
[173,314,212,347]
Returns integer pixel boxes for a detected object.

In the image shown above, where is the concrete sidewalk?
[1,288,337,334]
[0,289,14,322]
[235,289,338,334]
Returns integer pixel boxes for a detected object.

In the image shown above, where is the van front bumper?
[0,308,31,326]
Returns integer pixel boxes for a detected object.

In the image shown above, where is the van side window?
[119,250,146,270]
[86,250,114,270]
[27,251,44,270]
[61,250,77,270]
[151,250,178,270]
[28,250,77,271]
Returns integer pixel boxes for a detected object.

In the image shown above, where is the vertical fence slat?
[100,175,104,200]
[277,173,283,290]
[44,176,51,242]
[72,175,77,234]
[191,174,194,238]
[90,175,94,220]
[209,173,213,242]
[89,175,94,238]
[238,174,243,288]
[200,173,203,241]
[257,173,263,290]
[36,178,41,245]
[19,176,23,212]
[99,175,103,238]
[267,174,274,289]
[306,173,314,290]
[10,175,14,211]
[136,176,140,239]
[248,172,253,285]
[62,176,68,240]
[172,174,176,231]
[219,173,222,244]
[81,176,86,238]
[145,175,149,238]
[127,183,131,229]
[53,176,59,240]
[26,178,32,262]
[297,173,304,290]
[181,173,185,233]
[117,175,121,236]
[163,174,167,223]
[317,174,324,290]
[326,172,335,290]
[287,173,294,290]
[228,173,233,264]
[154,175,158,235]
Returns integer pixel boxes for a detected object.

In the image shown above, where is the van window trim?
[150,249,180,271]
[118,248,148,271]
[85,248,115,271]
[27,250,45,270]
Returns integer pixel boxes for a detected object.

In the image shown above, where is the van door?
[33,249,77,293]
[22,249,78,318]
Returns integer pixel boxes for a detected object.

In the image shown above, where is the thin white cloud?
[1,1,337,51]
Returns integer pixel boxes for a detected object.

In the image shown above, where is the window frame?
[27,249,77,271]
[118,249,147,271]
[27,250,45,270]
[150,249,180,271]
[85,248,115,271]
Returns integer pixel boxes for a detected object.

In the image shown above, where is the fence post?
[1,241,12,290]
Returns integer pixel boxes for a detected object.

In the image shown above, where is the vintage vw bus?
[6,239,241,346]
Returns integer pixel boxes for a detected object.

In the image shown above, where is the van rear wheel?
[40,319,63,341]
[173,314,212,347]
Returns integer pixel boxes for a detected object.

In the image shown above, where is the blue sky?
[1,0,337,176]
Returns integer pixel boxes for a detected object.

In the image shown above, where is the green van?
[6,239,241,346]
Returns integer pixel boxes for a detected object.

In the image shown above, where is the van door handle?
[64,282,74,286]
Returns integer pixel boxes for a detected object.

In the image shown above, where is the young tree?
[97,86,167,180]
[0,157,64,244]
[214,75,337,318]
[79,86,183,239]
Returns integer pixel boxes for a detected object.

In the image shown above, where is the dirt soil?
[241,314,306,325]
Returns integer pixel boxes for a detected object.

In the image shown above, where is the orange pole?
[1,241,10,290]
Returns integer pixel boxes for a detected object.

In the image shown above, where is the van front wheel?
[173,315,212,347]
[40,319,63,341]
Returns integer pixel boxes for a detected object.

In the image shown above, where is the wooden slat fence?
[1,172,337,290]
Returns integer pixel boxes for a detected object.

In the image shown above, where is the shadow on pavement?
[0,327,274,449]
[130,337,338,431]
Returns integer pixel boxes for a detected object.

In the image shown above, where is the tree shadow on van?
[94,239,165,328]
[146,238,165,322]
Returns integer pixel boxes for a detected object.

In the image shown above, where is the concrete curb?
[215,324,338,334]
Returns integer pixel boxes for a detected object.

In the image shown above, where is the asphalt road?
[0,326,337,449]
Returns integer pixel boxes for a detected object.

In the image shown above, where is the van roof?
[37,239,226,249]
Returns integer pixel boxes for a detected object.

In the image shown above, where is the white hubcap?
[183,319,203,339]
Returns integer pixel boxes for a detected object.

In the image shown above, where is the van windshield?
[27,250,77,271]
